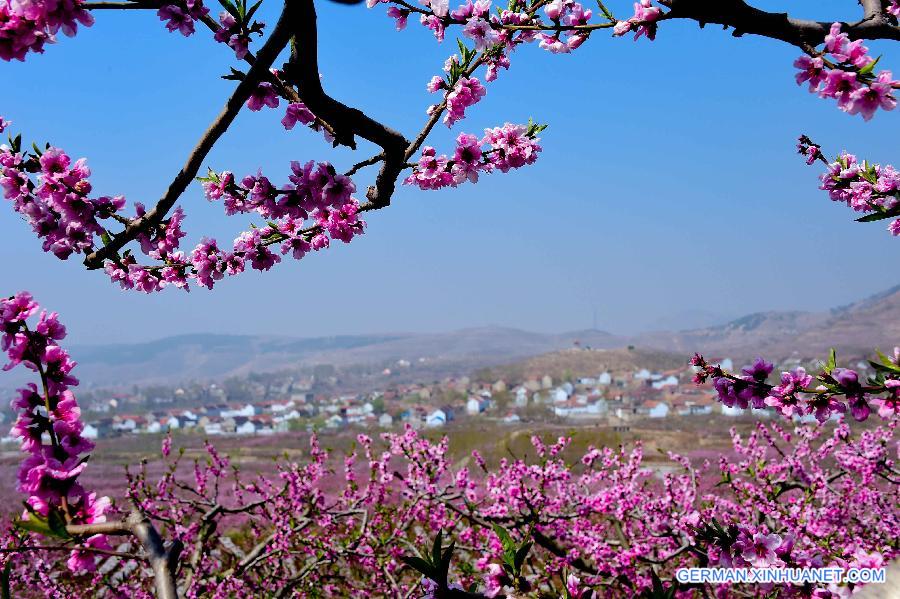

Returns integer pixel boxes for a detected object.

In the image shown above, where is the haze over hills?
[636,283,900,358]
[14,284,898,387]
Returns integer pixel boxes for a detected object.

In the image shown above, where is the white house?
[270,400,296,413]
[647,402,670,418]
[221,404,256,419]
[720,404,744,417]
[204,422,224,435]
[82,424,99,439]
[651,375,679,390]
[514,388,528,408]
[466,397,483,415]
[597,372,612,385]
[379,413,394,428]
[634,369,652,380]
[325,414,345,429]
[235,420,256,435]
[146,421,162,434]
[425,409,447,428]
[165,416,180,430]
[114,418,137,432]
[552,388,569,403]
[554,402,605,418]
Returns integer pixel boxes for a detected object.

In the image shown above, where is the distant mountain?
[64,327,625,386]
[13,285,898,388]
[635,284,900,359]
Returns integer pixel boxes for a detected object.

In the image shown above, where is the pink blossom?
[385,6,408,30]
[847,70,898,120]
[282,102,316,130]
[739,532,783,568]
[247,82,280,112]
[463,16,500,51]
[444,77,486,126]
[819,69,860,111]
[794,55,826,91]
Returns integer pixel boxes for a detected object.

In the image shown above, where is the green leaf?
[441,539,456,568]
[492,524,515,553]
[875,348,900,369]
[218,0,240,20]
[858,55,881,76]
[15,516,54,537]
[245,0,263,22]
[100,231,112,246]
[439,539,455,584]
[48,509,70,539]
[857,210,899,223]
[825,348,837,374]
[596,0,615,22]
[431,529,443,570]
[513,540,532,571]
[400,556,436,579]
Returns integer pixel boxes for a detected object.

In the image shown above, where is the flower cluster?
[184,163,363,289]
[405,122,543,190]
[794,23,899,120]
[0,384,897,596]
[156,0,209,37]
[612,0,662,41]
[692,349,900,423]
[800,138,900,237]
[0,0,93,62]
[2,292,110,573]
[156,0,265,57]
[442,76,486,126]
[534,0,593,53]
[0,141,125,259]
[212,0,266,58]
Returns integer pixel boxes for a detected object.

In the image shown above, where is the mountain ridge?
[14,285,899,387]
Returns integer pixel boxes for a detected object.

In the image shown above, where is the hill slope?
[15,285,899,388]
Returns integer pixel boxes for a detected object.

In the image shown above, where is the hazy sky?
[2,0,899,344]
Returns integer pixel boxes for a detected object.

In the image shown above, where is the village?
[0,350,809,443]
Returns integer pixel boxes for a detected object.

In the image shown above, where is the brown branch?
[283,0,409,208]
[66,510,182,599]
[861,0,886,21]
[81,3,295,270]
[658,0,900,46]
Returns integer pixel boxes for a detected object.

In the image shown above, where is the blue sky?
[1,0,898,343]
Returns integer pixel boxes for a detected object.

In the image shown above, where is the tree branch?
[67,510,182,599]
[283,0,409,207]
[658,0,900,46]
[81,3,295,269]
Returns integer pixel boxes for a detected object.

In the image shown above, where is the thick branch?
[81,4,295,269]
[659,0,900,46]
[67,510,182,599]
[284,0,409,207]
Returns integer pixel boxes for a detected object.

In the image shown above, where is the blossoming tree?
[2,0,900,291]
[2,0,900,596]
